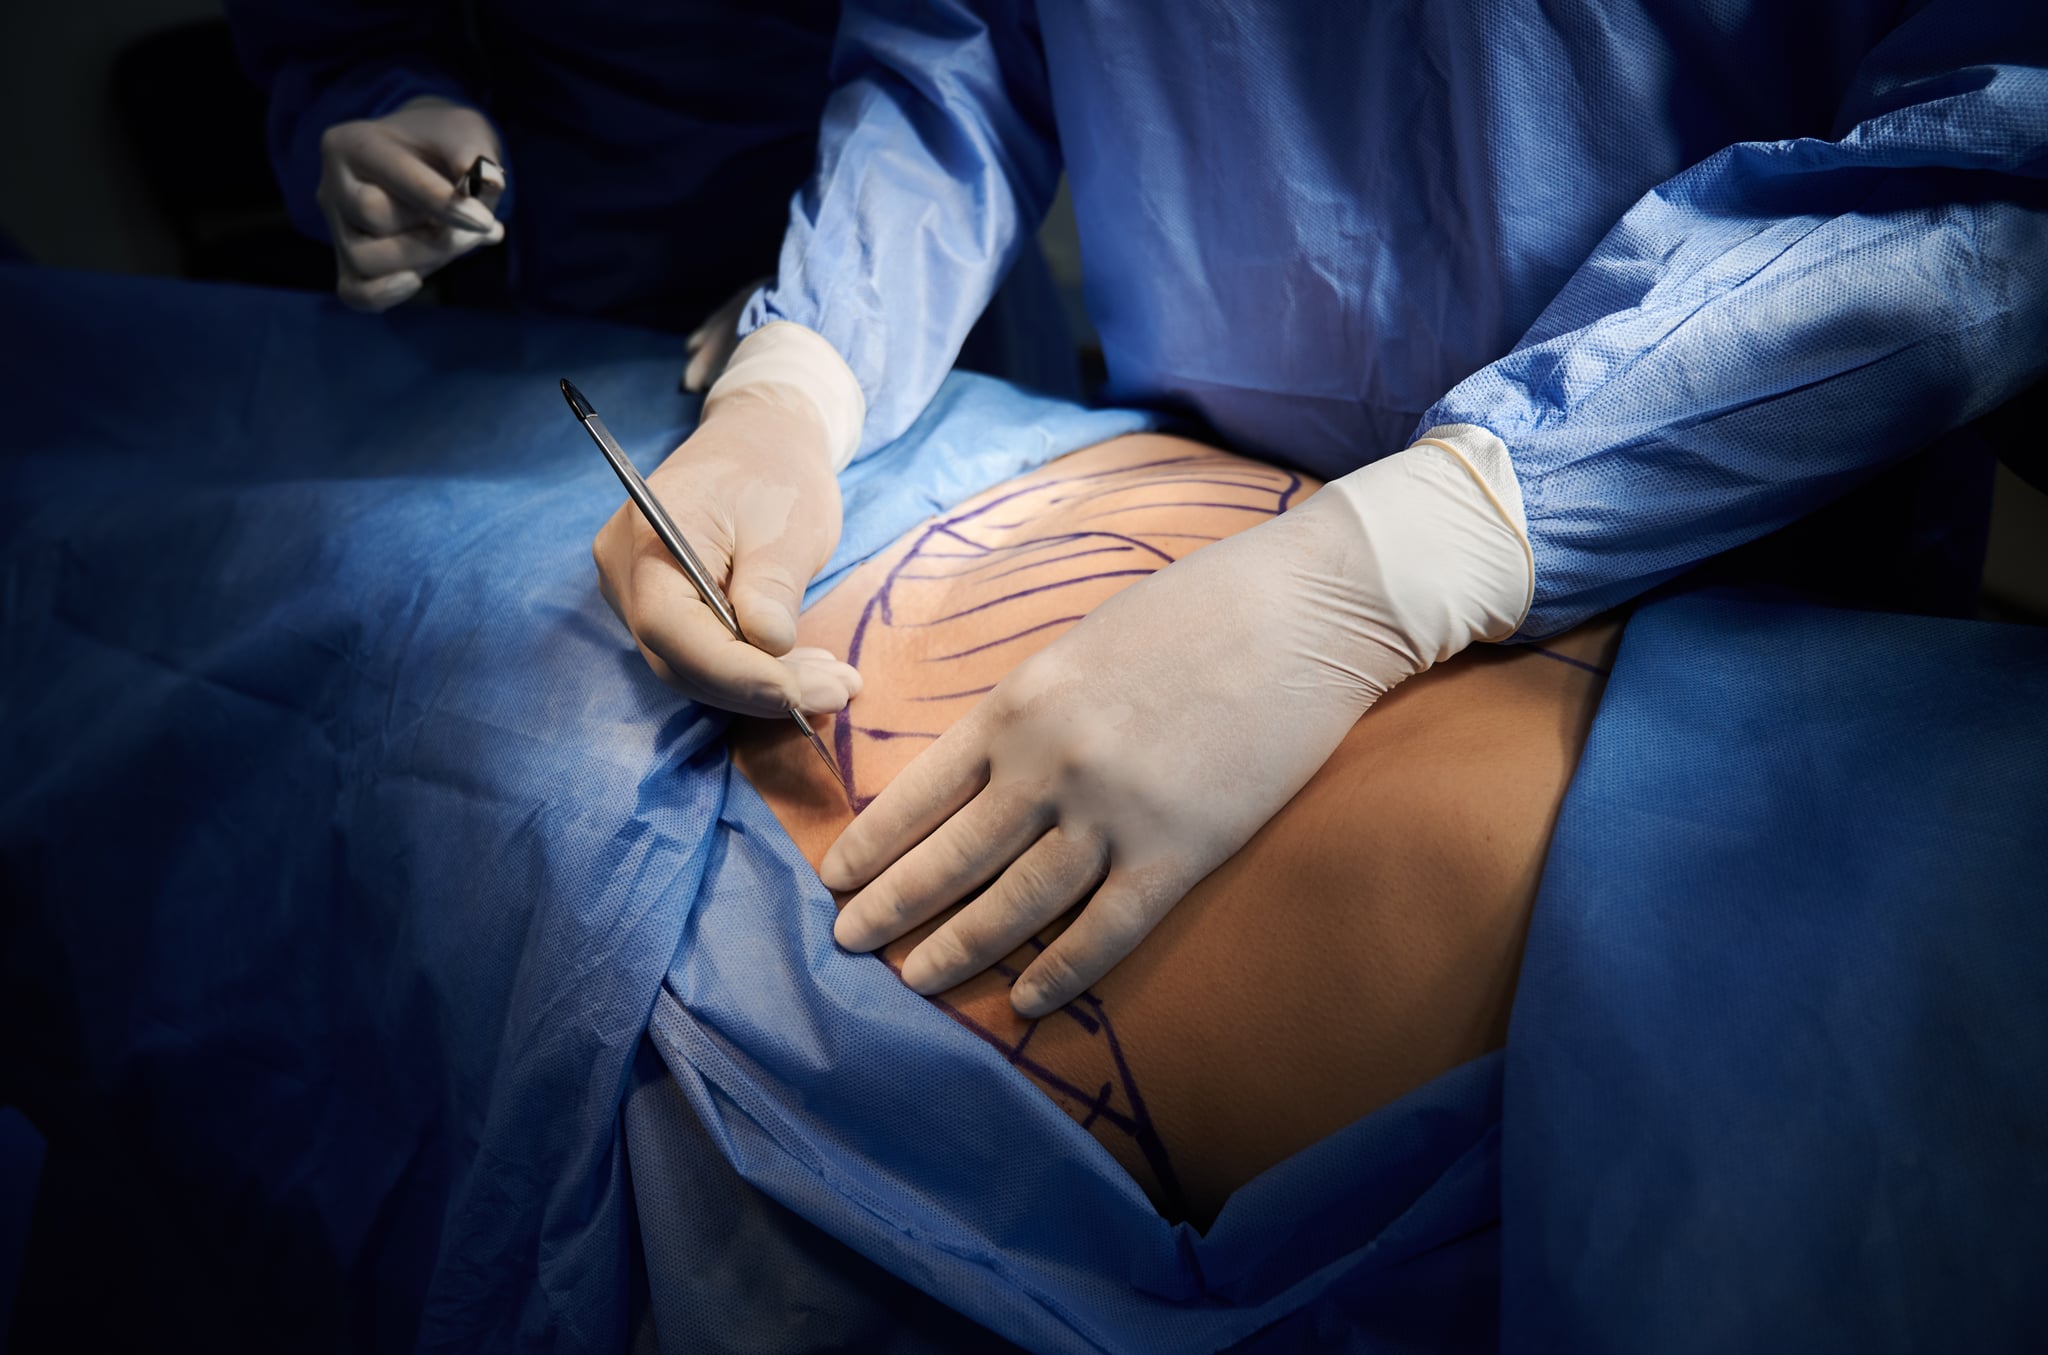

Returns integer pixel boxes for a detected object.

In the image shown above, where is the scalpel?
[561,378,841,782]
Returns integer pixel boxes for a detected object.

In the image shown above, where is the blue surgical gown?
[228,0,1082,392]
[749,1,2048,638]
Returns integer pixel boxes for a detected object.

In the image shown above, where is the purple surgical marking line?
[1529,647,1611,677]
[855,726,943,741]
[1046,474,1295,505]
[909,685,997,702]
[834,451,1298,856]
[906,571,1156,628]
[972,544,1138,582]
[917,985,1139,1135]
[1075,500,1286,523]
[1054,474,1297,503]
[1079,1081,1116,1129]
[1017,453,1214,485]
[816,449,1311,1216]
[988,480,1295,531]
[896,545,1132,584]
[921,615,1088,662]
[908,971,1185,1215]
[910,455,1247,542]
[1277,470,1305,510]
[896,536,1086,578]
[1073,986,1178,1207]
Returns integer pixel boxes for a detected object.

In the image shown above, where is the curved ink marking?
[974,544,1138,583]
[1074,500,1287,523]
[922,615,1088,662]
[906,959,1186,1218]
[896,540,1121,582]
[1530,647,1610,677]
[906,571,1155,628]
[908,685,997,702]
[835,449,1301,843]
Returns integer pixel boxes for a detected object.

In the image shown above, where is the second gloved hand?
[823,434,1534,1017]
[317,96,506,312]
[594,323,867,717]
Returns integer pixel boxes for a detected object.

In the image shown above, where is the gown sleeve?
[225,0,487,244]
[1418,5,2048,639]
[741,0,1062,461]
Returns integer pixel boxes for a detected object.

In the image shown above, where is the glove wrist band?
[1407,425,1536,636]
[1318,426,1536,668]
[705,321,867,473]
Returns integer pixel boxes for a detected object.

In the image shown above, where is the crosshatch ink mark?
[837,450,1309,1220]
[835,454,1305,811]
[881,938,1187,1220]
[817,449,1616,1218]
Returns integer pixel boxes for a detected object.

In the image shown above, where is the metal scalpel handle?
[562,378,843,785]
[562,379,744,641]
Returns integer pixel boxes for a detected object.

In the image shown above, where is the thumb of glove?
[727,540,807,657]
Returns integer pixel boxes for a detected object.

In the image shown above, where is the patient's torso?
[734,435,1618,1225]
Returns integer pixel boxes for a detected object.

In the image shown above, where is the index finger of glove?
[630,557,804,717]
[832,786,1049,954]
[819,712,995,893]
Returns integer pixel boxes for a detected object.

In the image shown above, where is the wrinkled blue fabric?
[621,1054,1037,1354]
[1505,593,2048,1353]
[751,0,2048,636]
[647,590,2048,1354]
[647,804,1501,1354]
[7,266,2046,1353]
[0,264,1136,1350]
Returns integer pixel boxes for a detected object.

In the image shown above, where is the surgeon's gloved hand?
[824,430,1534,1017]
[316,96,506,312]
[594,323,868,717]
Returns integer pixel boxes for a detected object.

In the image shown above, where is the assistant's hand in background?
[316,97,505,312]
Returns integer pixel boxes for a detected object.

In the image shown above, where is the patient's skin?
[732,435,1620,1227]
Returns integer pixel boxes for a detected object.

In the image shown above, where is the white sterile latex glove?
[679,277,768,393]
[824,428,1535,1018]
[317,96,506,312]
[593,322,869,716]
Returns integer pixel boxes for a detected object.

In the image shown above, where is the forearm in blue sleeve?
[1421,7,2048,639]
[226,0,480,244]
[743,0,1061,458]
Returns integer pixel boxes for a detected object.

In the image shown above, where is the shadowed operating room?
[3,2,2048,1352]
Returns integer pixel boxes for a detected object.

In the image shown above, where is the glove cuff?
[1321,426,1535,668]
[704,322,867,473]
